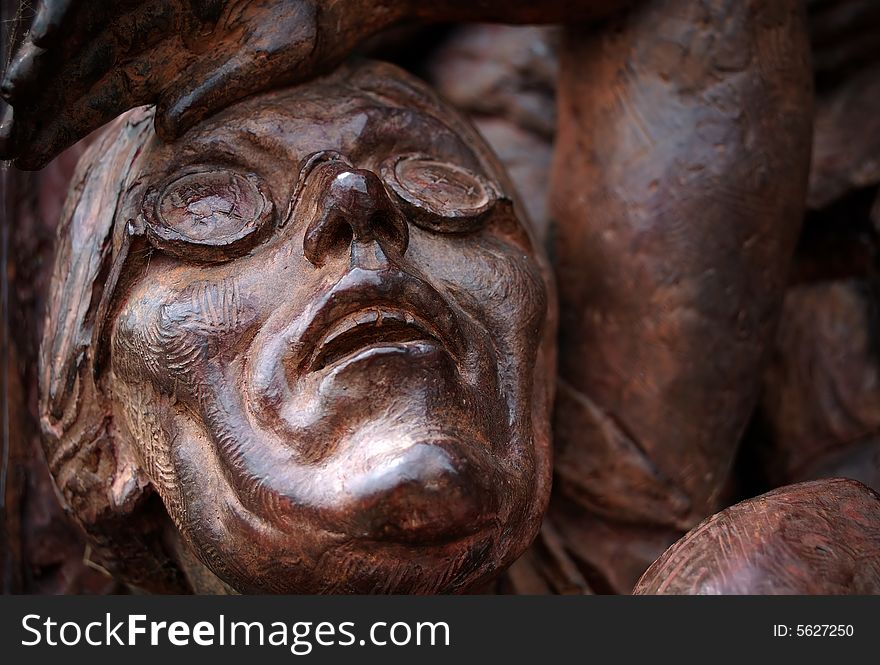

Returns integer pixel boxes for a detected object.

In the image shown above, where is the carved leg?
[549,0,813,592]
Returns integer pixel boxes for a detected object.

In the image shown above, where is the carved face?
[49,63,553,593]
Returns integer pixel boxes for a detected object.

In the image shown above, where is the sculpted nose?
[303,167,409,267]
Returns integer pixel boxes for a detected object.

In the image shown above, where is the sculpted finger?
[1,0,187,165]
[1,40,47,101]
[31,0,146,53]
[155,1,319,139]
[43,0,183,115]
[13,44,176,169]
[14,0,182,111]
[0,104,14,157]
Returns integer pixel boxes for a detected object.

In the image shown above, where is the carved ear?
[38,107,187,591]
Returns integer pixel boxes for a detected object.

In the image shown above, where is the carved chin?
[113,328,540,592]
[170,445,525,593]
[189,507,505,594]
[157,402,536,593]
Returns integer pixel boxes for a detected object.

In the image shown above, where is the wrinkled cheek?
[424,241,550,496]
[111,277,258,400]
[110,376,188,527]
[438,244,548,368]
[488,253,548,340]
[108,277,260,527]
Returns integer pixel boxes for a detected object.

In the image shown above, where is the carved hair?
[38,106,189,591]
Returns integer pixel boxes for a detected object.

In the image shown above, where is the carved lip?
[295,268,464,373]
[311,307,441,371]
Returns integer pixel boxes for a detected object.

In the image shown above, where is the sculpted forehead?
[134,66,492,190]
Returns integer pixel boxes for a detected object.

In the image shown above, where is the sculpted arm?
[548,0,814,590]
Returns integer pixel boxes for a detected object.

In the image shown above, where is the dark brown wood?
[634,479,880,594]
[548,0,814,592]
[38,60,556,593]
[5,0,879,596]
[756,280,880,492]
[808,65,880,209]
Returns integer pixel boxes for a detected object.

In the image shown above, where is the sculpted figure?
[38,61,555,593]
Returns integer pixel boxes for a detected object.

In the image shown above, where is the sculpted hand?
[0,0,635,170]
[0,0,404,169]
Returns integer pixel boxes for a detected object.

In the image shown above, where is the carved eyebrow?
[181,116,290,163]
[348,105,486,170]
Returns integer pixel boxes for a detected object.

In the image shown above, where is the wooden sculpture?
[2,0,879,595]
[34,61,556,593]
[634,479,880,594]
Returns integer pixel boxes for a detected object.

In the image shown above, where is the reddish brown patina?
[37,62,555,593]
[2,0,879,595]
[634,479,880,594]
[548,0,814,592]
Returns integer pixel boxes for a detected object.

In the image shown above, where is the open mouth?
[291,267,465,375]
[309,307,443,371]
